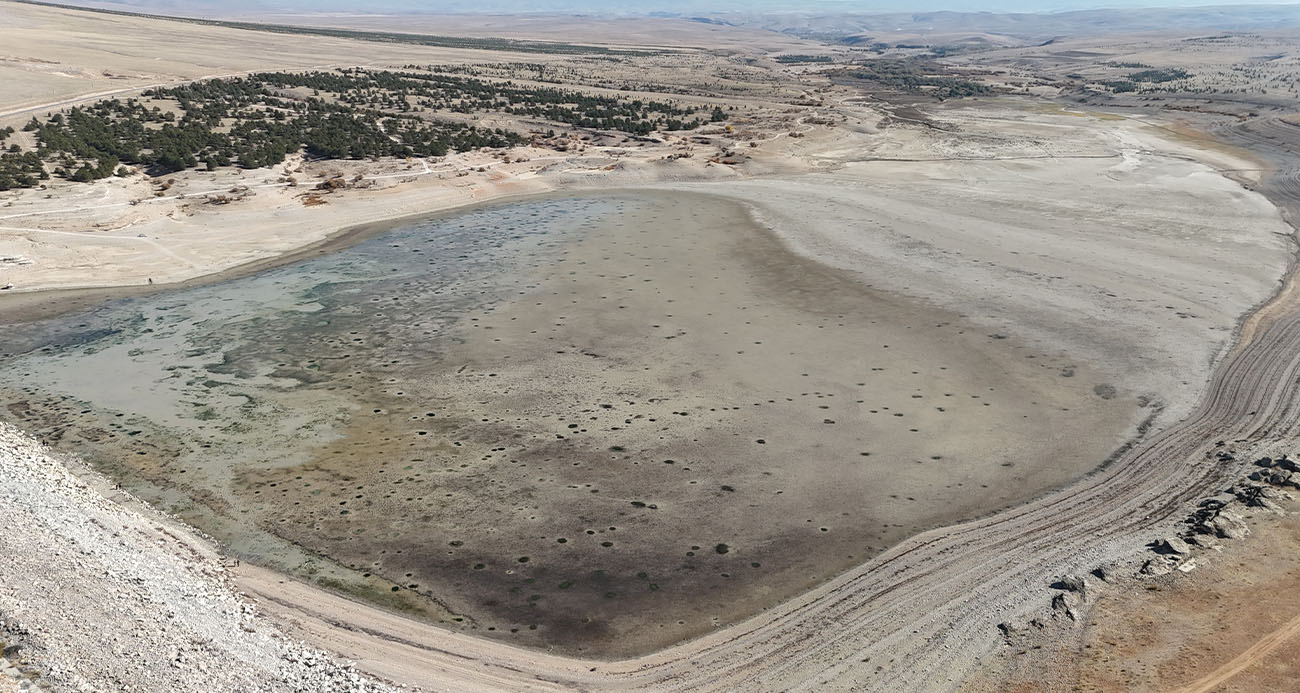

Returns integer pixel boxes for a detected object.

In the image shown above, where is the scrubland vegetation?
[0,67,716,190]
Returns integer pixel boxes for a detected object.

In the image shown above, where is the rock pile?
[1003,452,1298,650]
[1137,456,1294,577]
[1247,454,1300,488]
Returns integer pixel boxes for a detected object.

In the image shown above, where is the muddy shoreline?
[0,189,581,327]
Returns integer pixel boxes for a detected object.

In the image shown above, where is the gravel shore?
[0,423,398,692]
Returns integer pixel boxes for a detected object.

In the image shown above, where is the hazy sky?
[72,0,1300,15]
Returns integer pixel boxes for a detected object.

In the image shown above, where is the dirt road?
[1176,608,1300,693]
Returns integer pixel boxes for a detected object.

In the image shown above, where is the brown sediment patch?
[216,190,1137,656]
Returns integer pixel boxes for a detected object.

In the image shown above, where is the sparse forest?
[260,69,709,134]
[839,59,992,99]
[1100,68,1194,94]
[0,67,712,191]
[774,55,835,64]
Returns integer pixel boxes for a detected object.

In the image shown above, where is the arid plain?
[3,1,1300,691]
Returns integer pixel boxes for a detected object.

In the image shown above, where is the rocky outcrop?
[1135,457,1298,579]
[1021,453,1299,643]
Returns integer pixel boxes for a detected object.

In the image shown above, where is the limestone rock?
[1140,558,1174,577]
[1056,574,1091,602]
[1051,592,1080,621]
[1198,493,1235,510]
[1158,536,1192,555]
[1211,510,1250,539]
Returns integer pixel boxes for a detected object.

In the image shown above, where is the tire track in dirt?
[1175,608,1300,693]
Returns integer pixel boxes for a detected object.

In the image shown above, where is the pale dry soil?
[0,0,585,118]
[240,11,814,51]
[671,99,1294,432]
[1079,507,1300,693]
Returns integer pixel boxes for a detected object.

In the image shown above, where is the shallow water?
[0,195,633,602]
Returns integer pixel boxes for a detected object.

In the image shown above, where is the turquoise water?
[0,194,640,601]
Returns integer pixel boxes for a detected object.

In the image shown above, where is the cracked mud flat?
[0,189,1137,657]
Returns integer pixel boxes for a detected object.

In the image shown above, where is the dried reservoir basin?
[0,191,1139,656]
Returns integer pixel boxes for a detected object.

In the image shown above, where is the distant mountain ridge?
[745,5,1300,39]
[26,0,1300,41]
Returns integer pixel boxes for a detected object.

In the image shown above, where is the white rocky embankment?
[0,423,398,692]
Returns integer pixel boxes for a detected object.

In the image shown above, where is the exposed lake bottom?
[0,191,1137,656]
